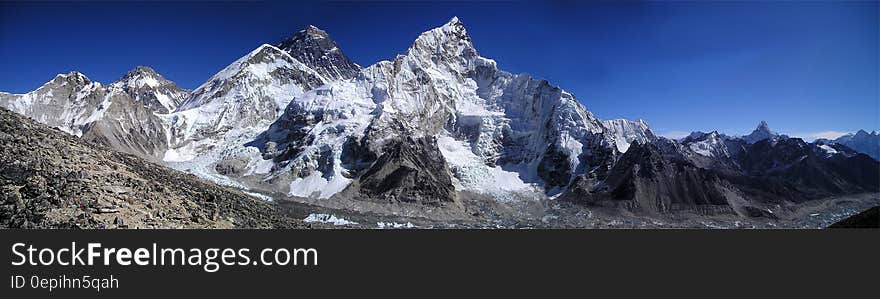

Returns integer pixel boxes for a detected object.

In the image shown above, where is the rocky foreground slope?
[0,107,310,228]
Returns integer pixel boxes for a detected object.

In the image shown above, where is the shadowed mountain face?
[824,130,880,161]
[565,131,880,217]
[0,107,309,229]
[739,138,880,196]
[277,25,361,81]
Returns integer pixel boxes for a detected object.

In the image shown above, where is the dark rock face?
[739,138,880,196]
[0,107,308,229]
[590,141,732,214]
[565,135,880,216]
[81,94,170,161]
[358,136,456,206]
[537,143,572,188]
[277,25,361,80]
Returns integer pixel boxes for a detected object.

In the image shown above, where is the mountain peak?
[110,65,187,114]
[756,120,770,132]
[50,71,92,87]
[743,120,780,144]
[304,25,326,35]
[445,16,463,29]
[276,25,359,80]
[126,65,157,76]
[115,65,170,89]
[439,16,470,38]
[406,17,476,63]
[56,71,89,80]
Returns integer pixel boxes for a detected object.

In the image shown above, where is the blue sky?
[1,1,876,139]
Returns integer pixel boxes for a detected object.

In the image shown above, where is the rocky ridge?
[0,107,310,228]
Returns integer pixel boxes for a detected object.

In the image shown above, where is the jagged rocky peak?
[122,65,158,77]
[832,129,880,160]
[110,66,188,113]
[757,120,770,130]
[405,16,477,67]
[601,118,657,153]
[277,25,360,81]
[46,71,93,88]
[0,70,107,138]
[117,66,170,88]
[854,129,876,138]
[743,120,779,143]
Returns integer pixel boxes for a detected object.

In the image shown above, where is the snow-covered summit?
[0,68,182,160]
[163,43,330,164]
[681,131,731,158]
[743,120,782,144]
[829,129,880,160]
[0,71,104,136]
[601,119,657,153]
[109,66,188,113]
[250,17,625,201]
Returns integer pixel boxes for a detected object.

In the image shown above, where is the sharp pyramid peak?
[284,24,331,43]
[119,66,162,81]
[408,16,475,56]
[129,65,157,75]
[756,120,771,132]
[447,16,462,26]
[275,24,360,80]
[303,25,326,34]
[50,71,92,86]
[439,16,468,34]
[56,71,88,80]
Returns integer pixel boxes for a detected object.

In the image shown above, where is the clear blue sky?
[1,1,877,139]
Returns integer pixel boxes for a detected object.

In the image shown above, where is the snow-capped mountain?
[825,130,880,160]
[681,131,732,158]
[0,19,657,204]
[601,119,657,153]
[742,120,788,144]
[0,72,106,136]
[567,123,879,215]
[164,25,360,162]
[156,26,365,192]
[164,44,328,162]
[0,69,185,160]
[243,17,654,203]
[110,66,188,114]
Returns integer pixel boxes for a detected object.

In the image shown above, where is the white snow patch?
[288,172,352,199]
[818,144,838,156]
[244,191,274,201]
[162,147,195,162]
[437,135,538,200]
[304,214,358,226]
[377,222,416,229]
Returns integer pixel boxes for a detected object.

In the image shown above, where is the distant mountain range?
[817,130,880,161]
[1,17,877,228]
